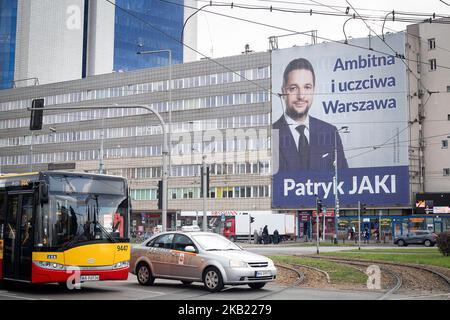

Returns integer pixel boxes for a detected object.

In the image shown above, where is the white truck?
[223,213,296,242]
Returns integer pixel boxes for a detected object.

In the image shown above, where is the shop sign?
[299,214,310,222]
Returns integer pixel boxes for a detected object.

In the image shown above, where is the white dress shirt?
[284,113,310,150]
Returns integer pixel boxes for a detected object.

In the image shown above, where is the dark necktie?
[296,125,310,169]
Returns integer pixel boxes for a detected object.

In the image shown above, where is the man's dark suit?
[272,115,348,172]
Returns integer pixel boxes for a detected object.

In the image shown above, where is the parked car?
[130,231,277,292]
[394,230,437,247]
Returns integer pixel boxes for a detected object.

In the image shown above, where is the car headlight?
[229,259,248,268]
[113,261,130,269]
[267,259,275,268]
[33,261,65,270]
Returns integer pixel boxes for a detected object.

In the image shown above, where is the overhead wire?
[104,0,272,96]
[158,0,450,74]
[191,0,450,21]
[83,0,449,164]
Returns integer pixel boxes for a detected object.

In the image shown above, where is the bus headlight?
[33,261,65,270]
[113,261,130,269]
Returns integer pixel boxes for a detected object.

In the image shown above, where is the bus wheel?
[137,263,155,286]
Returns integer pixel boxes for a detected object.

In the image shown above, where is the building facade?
[0,22,448,239]
[0,0,197,89]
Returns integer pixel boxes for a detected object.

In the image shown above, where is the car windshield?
[192,233,242,251]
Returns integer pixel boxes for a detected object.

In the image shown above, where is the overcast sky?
[193,0,450,59]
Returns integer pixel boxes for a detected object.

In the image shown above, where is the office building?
[0,21,448,238]
[0,0,197,89]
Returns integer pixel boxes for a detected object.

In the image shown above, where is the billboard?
[272,33,409,208]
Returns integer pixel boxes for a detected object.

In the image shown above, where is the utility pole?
[334,126,349,244]
[202,155,207,232]
[30,132,34,172]
[99,116,105,174]
[316,198,322,254]
[358,201,361,250]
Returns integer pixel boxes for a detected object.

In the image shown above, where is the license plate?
[256,271,271,277]
[80,275,100,282]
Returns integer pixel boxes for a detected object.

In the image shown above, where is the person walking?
[262,225,269,244]
[273,229,280,244]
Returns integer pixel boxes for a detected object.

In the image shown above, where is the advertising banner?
[272,33,409,208]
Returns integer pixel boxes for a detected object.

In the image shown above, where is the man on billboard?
[273,57,348,172]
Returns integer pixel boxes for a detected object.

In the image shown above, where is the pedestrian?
[273,229,279,244]
[258,228,263,244]
[375,228,380,242]
[364,227,369,244]
[262,225,269,244]
[253,229,259,244]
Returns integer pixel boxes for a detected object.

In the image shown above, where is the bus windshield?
[36,175,129,249]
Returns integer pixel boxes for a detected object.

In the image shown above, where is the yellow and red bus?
[0,171,130,285]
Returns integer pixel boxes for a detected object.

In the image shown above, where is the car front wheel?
[248,282,266,290]
[203,267,224,292]
[137,263,155,286]
[397,239,405,247]
[424,240,433,247]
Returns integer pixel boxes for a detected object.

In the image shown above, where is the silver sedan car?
[130,231,277,292]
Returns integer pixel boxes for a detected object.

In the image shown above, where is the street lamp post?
[137,48,172,170]
[334,126,349,244]
[28,104,169,232]
[202,154,207,232]
[99,116,105,174]
[29,132,34,172]
[190,121,209,232]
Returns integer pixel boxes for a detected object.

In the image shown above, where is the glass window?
[172,234,196,252]
[429,59,437,71]
[151,234,174,249]
[428,38,436,50]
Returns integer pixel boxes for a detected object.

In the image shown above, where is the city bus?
[0,171,130,285]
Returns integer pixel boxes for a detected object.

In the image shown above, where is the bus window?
[38,193,129,249]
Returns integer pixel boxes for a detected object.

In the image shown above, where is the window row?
[0,113,270,148]
[0,67,270,112]
[94,161,271,180]
[0,138,270,165]
[130,185,271,201]
[0,91,270,130]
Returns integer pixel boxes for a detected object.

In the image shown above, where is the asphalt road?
[0,277,414,301]
[0,244,446,301]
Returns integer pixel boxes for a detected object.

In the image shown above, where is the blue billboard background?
[272,166,410,208]
[271,33,410,208]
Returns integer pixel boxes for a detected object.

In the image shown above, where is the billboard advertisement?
[272,33,409,208]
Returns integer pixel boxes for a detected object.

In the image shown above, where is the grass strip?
[270,255,367,285]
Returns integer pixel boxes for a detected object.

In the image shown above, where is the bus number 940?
[117,245,129,251]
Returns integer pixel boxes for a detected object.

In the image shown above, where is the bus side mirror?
[39,181,49,204]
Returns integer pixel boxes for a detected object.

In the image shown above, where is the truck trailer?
[223,213,295,242]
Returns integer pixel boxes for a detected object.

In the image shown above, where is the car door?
[415,231,427,244]
[171,234,203,280]
[404,232,412,244]
[409,232,420,244]
[146,233,175,277]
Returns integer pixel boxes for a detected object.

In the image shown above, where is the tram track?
[302,255,450,299]
[253,263,305,300]
[178,264,304,300]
